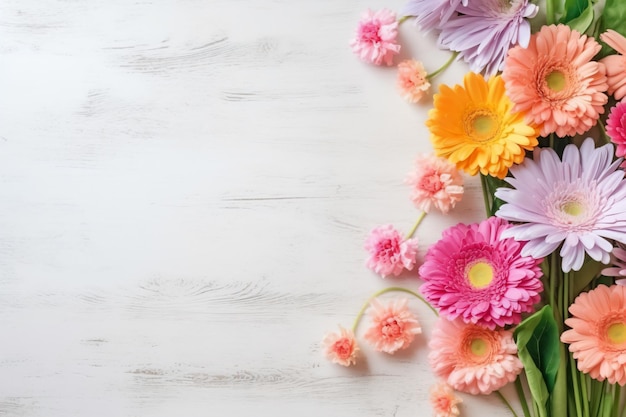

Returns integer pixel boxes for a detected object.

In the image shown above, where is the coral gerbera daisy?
[429,318,523,395]
[606,100,626,165]
[363,297,421,354]
[419,216,543,329]
[495,138,626,272]
[426,72,538,179]
[406,153,464,214]
[600,30,626,100]
[438,0,538,76]
[322,325,359,367]
[561,285,626,385]
[430,382,462,417]
[502,24,608,138]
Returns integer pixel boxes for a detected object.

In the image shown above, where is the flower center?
[607,322,626,344]
[465,110,499,143]
[470,337,489,356]
[467,261,494,289]
[544,180,601,231]
[419,170,444,193]
[562,201,585,217]
[382,318,402,338]
[546,70,567,92]
[359,22,381,43]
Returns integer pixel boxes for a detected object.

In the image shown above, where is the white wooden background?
[0,1,515,416]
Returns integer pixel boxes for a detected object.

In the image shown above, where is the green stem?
[497,390,520,417]
[480,174,492,217]
[515,377,533,417]
[613,385,621,417]
[406,211,427,239]
[570,351,583,417]
[546,0,556,25]
[427,51,459,80]
[351,287,438,332]
[580,334,589,417]
[398,15,411,25]
[598,121,609,145]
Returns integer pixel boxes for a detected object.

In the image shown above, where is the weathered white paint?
[0,1,516,416]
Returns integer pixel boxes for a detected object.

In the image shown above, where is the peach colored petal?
[561,285,626,385]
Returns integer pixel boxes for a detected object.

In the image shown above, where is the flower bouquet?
[323,1,626,417]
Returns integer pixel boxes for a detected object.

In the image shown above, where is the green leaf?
[561,0,588,22]
[514,306,562,417]
[598,0,626,57]
[564,2,594,34]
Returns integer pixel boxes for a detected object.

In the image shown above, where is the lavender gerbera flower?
[495,139,626,272]
[402,0,467,32]
[438,0,538,76]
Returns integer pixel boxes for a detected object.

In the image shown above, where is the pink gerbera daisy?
[502,24,608,137]
[365,225,419,278]
[406,153,464,214]
[496,138,626,272]
[419,216,543,329]
[363,297,421,354]
[562,285,626,385]
[606,100,626,165]
[397,60,431,103]
[322,325,359,367]
[350,9,401,66]
[600,30,626,100]
[429,318,523,395]
[430,382,462,417]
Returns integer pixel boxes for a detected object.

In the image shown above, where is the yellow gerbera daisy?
[426,72,538,179]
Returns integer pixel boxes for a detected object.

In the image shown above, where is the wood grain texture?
[0,0,512,416]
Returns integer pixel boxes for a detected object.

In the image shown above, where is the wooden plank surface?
[0,1,512,416]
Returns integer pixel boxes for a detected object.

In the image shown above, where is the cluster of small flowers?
[331,2,626,416]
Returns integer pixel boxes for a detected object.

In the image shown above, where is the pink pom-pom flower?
[406,153,464,214]
[350,9,400,66]
[365,225,419,278]
[321,325,359,367]
[363,297,421,354]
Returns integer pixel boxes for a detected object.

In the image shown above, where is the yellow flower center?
[470,338,489,356]
[546,70,567,92]
[562,201,584,217]
[465,110,499,142]
[468,262,494,289]
[607,322,626,344]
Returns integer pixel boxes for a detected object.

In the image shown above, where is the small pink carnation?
[350,9,400,66]
[430,382,462,417]
[606,100,626,166]
[365,225,419,278]
[322,325,359,366]
[363,297,421,354]
[397,60,431,103]
[406,153,464,214]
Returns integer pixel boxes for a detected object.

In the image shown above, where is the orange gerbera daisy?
[502,24,608,138]
[561,285,626,385]
[426,72,538,179]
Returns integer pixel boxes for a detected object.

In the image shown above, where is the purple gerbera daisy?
[402,0,467,32]
[438,0,538,76]
[419,216,543,329]
[496,138,626,272]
